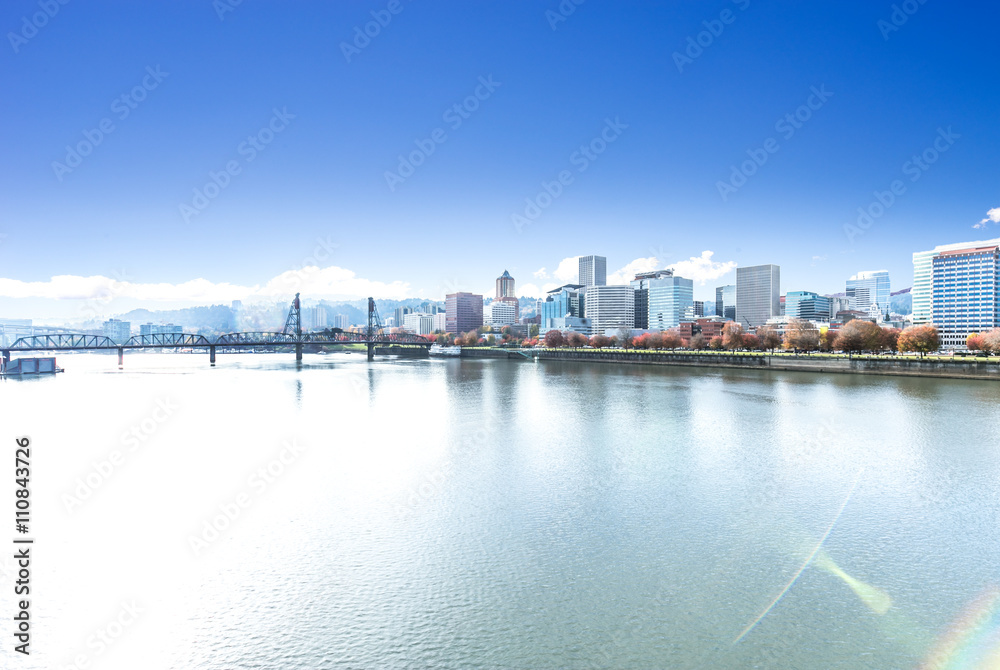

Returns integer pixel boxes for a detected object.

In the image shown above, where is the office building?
[103,319,131,344]
[931,243,1000,348]
[301,306,327,331]
[433,312,447,332]
[332,314,350,330]
[394,306,413,328]
[486,300,518,327]
[494,270,519,319]
[693,301,704,317]
[715,285,736,320]
[785,292,832,322]
[579,255,607,287]
[445,292,483,334]
[139,323,183,337]
[630,270,673,329]
[846,270,891,315]
[913,237,1000,324]
[826,296,850,319]
[540,284,588,335]
[736,264,780,328]
[584,285,635,335]
[403,313,435,335]
[648,274,693,330]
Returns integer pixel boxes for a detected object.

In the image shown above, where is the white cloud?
[974,207,1000,229]
[533,267,549,279]
[667,251,737,285]
[0,266,413,303]
[552,256,581,283]
[607,256,659,285]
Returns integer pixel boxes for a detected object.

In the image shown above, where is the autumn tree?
[648,332,665,350]
[486,334,496,346]
[819,328,835,352]
[709,336,724,350]
[543,330,565,348]
[897,325,940,357]
[722,322,745,350]
[462,331,480,346]
[689,332,707,350]
[783,319,820,352]
[981,328,1000,354]
[756,325,782,352]
[662,332,683,349]
[879,327,901,353]
[966,333,984,352]
[833,319,882,354]
[617,326,634,349]
[567,331,588,348]
[743,333,761,351]
[590,334,610,348]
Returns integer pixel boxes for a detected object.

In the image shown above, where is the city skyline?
[2,2,999,321]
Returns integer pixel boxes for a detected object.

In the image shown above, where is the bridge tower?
[283,293,303,361]
[366,297,383,361]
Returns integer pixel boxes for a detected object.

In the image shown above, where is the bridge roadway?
[1,330,432,369]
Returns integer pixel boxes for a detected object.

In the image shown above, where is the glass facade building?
[846,270,891,315]
[715,284,736,320]
[736,265,780,328]
[648,275,693,330]
[913,237,1000,324]
[785,291,831,321]
[630,270,673,330]
[540,284,587,335]
[584,285,635,335]
[931,244,1000,349]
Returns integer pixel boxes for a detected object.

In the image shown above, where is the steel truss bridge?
[1,295,431,369]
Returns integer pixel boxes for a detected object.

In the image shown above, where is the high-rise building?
[231,300,243,312]
[139,323,183,337]
[332,314,350,330]
[826,296,851,319]
[630,270,673,329]
[693,301,704,317]
[486,300,518,327]
[785,291,832,321]
[540,284,588,335]
[402,313,435,335]
[913,237,1000,324]
[578,255,607,287]
[846,270,891,315]
[736,264,780,328]
[648,274,693,330]
[433,312,447,332]
[496,270,516,298]
[103,318,131,344]
[494,270,519,318]
[394,306,412,328]
[301,306,328,331]
[715,285,736,320]
[931,243,1000,348]
[584,285,634,335]
[445,292,483,334]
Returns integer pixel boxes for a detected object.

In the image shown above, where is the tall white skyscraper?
[913,237,1000,324]
[735,264,780,328]
[578,255,607,287]
[584,285,634,335]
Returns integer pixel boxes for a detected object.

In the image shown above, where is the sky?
[2,0,999,321]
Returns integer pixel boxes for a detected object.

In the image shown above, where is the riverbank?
[460,347,1000,380]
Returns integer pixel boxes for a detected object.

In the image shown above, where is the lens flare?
[812,549,892,615]
[920,587,1000,670]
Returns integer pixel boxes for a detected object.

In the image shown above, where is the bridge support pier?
[117,347,124,369]
[295,342,302,361]
[1,350,9,374]
[210,345,216,366]
[367,343,374,361]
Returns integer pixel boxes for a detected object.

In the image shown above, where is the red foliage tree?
[543,330,565,348]
[567,331,588,348]
[590,334,611,348]
[709,336,724,350]
[897,325,940,357]
[722,322,745,350]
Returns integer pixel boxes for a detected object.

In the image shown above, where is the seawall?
[462,348,1000,381]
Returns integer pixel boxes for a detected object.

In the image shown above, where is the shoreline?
[459,347,1000,381]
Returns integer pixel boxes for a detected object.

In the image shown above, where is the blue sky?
[2,0,999,320]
